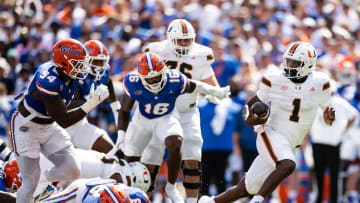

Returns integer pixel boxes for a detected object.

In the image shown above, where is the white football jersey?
[144,40,215,112]
[257,71,332,147]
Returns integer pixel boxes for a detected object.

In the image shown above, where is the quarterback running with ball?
[200,42,336,203]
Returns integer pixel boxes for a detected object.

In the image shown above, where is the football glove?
[81,84,109,113]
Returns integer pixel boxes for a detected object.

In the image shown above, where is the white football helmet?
[129,162,151,192]
[167,19,196,56]
[281,41,317,79]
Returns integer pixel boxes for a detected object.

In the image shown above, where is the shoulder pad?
[144,41,168,54]
[123,71,140,98]
[312,71,331,91]
[191,43,215,61]
[35,68,61,96]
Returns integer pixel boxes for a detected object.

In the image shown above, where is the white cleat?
[198,195,214,203]
[165,183,185,203]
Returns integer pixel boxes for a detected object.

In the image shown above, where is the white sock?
[166,182,176,190]
[186,197,198,203]
[249,195,264,203]
[289,190,297,199]
[204,196,215,203]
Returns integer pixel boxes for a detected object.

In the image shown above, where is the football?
[250,102,269,117]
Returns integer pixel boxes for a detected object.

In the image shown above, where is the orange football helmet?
[137,52,166,93]
[99,185,131,203]
[85,40,110,81]
[53,39,89,80]
[3,160,22,192]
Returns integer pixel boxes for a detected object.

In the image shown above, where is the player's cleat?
[165,183,185,203]
[34,184,57,203]
[198,195,214,203]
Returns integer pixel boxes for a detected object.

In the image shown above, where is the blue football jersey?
[79,66,110,98]
[24,61,82,117]
[123,69,187,119]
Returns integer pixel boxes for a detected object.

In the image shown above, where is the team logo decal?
[280,85,288,90]
[135,90,142,95]
[60,45,81,57]
[20,126,29,132]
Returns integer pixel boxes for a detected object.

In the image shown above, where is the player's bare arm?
[243,96,270,126]
[34,91,86,128]
[106,79,117,103]
[117,95,135,132]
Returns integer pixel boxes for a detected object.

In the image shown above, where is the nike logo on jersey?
[280,85,288,90]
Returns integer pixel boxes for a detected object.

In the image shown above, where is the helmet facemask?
[140,70,167,94]
[282,58,305,79]
[170,37,194,56]
[65,55,90,80]
[89,56,109,82]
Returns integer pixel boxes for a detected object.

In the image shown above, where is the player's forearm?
[53,109,87,128]
[107,79,117,103]
[190,80,229,98]
[67,99,86,110]
[117,111,131,131]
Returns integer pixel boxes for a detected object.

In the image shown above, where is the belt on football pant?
[18,100,54,125]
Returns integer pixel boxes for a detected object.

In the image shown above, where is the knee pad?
[183,162,202,190]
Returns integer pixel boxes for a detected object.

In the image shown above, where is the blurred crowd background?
[1,0,360,202]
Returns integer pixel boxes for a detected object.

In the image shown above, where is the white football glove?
[215,85,231,99]
[110,101,121,127]
[108,130,125,156]
[81,84,110,113]
[194,80,231,99]
[205,95,221,104]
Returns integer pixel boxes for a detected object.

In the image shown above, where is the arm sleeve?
[179,73,188,94]
[200,51,215,80]
[317,81,332,110]
[35,76,60,98]
[256,76,272,103]
[123,79,132,99]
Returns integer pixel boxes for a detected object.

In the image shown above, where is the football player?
[66,40,118,153]
[0,152,151,200]
[141,18,221,202]
[38,178,149,203]
[9,39,109,203]
[113,52,229,202]
[199,42,336,203]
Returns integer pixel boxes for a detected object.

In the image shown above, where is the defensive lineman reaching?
[199,42,336,203]
[115,52,229,202]
[142,18,220,202]
[9,39,109,203]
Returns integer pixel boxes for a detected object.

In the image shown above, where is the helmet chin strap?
[289,75,308,83]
